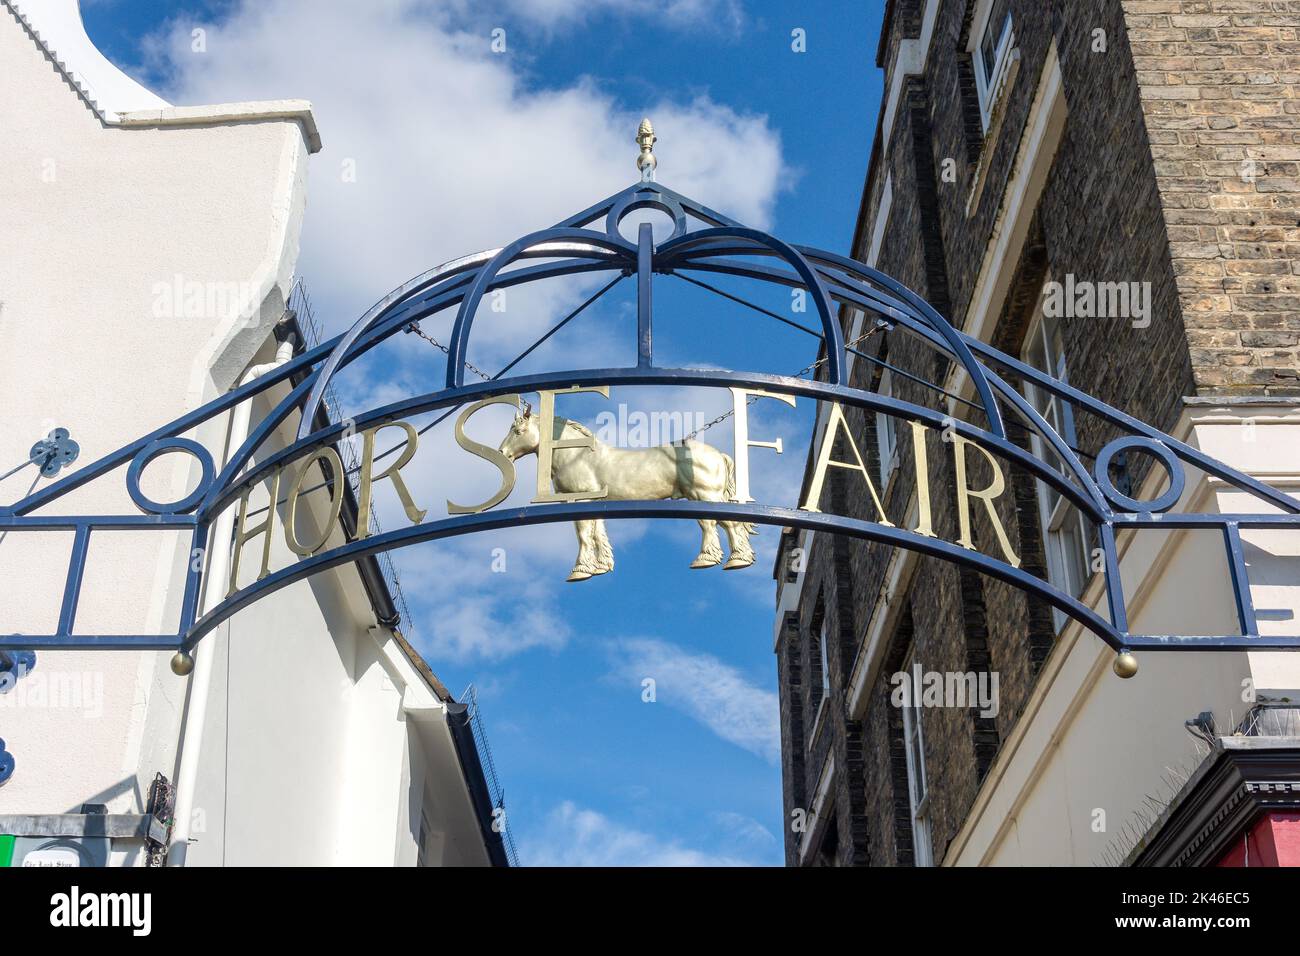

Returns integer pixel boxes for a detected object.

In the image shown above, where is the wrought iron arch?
[3,174,1299,681]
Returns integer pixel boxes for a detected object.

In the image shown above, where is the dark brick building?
[774,0,1300,866]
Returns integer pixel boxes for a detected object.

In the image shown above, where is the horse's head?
[499,402,541,461]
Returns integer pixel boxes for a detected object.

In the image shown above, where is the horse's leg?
[691,519,724,569]
[722,520,756,570]
[593,519,614,574]
[568,520,599,582]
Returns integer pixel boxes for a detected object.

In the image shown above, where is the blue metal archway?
[2,176,1299,670]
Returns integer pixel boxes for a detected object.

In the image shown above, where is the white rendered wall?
[0,6,490,866]
[0,4,308,818]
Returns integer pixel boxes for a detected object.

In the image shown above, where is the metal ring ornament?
[126,438,215,515]
[604,190,687,246]
[1094,436,1186,514]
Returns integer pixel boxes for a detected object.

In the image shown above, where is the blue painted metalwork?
[126,438,215,516]
[29,428,80,478]
[0,738,13,787]
[1,178,1298,662]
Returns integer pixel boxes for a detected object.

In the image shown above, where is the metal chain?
[405,322,493,382]
[684,325,883,441]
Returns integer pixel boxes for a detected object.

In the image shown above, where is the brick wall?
[778,0,1298,866]
[1123,0,1300,394]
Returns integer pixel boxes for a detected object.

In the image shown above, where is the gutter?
[278,318,400,629]
[444,703,511,868]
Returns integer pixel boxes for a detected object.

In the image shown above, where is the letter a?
[800,403,893,526]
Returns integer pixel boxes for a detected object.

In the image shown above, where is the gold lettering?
[357,421,428,532]
[228,469,282,597]
[729,387,796,502]
[447,396,520,515]
[534,386,610,503]
[908,420,936,538]
[800,402,893,525]
[953,435,1020,568]
[284,448,346,556]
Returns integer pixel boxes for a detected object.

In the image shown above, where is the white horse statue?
[498,407,756,581]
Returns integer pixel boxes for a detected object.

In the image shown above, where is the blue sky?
[83,0,886,866]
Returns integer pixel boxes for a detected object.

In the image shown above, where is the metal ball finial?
[171,651,195,676]
[1113,650,1138,679]
[636,117,657,182]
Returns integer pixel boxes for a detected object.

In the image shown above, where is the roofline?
[392,628,452,703]
[875,0,898,68]
[119,103,322,154]
[4,0,321,153]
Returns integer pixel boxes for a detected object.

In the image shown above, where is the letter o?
[285,447,345,556]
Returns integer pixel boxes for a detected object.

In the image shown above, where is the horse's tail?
[723,454,758,536]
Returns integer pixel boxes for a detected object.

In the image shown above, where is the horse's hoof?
[690,557,721,569]
[724,555,755,570]
[591,565,612,576]
[567,570,593,582]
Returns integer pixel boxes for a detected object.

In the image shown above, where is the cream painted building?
[0,0,509,867]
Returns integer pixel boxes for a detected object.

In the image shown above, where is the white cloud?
[145,0,785,329]
[521,801,756,866]
[609,637,779,762]
[142,0,787,662]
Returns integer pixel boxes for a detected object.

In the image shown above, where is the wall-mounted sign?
[0,835,109,867]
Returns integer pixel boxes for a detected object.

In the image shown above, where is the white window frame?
[969,0,1015,130]
[876,368,898,487]
[1022,306,1092,632]
[901,656,933,866]
[819,618,831,697]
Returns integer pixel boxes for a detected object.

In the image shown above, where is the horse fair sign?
[225,385,1018,591]
[3,173,1299,677]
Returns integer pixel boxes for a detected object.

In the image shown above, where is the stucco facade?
[0,0,502,866]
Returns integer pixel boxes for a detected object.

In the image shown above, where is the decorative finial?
[1113,650,1138,679]
[636,117,657,182]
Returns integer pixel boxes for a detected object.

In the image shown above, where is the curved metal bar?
[671,241,1010,441]
[296,242,622,439]
[961,337,1300,515]
[785,244,1300,515]
[197,376,318,517]
[317,255,627,413]
[658,228,846,385]
[815,271,1109,515]
[202,366,1110,523]
[183,499,1122,652]
[722,242,1007,439]
[667,253,1108,514]
[443,230,638,389]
